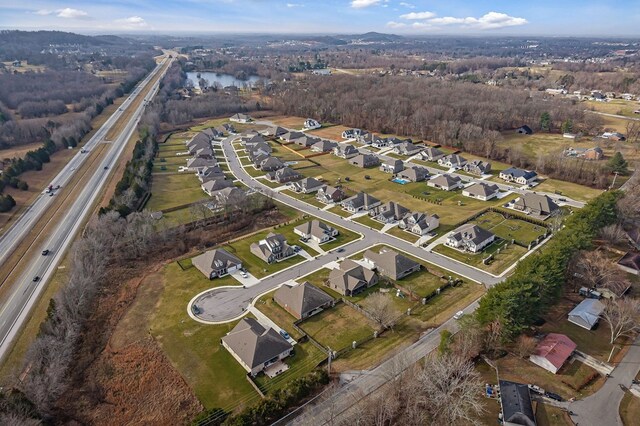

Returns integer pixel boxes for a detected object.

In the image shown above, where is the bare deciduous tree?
[601,298,640,344]
[516,335,538,358]
[365,292,399,330]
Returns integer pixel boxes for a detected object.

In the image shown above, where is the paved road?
[587,110,640,122]
[0,56,173,362]
[569,335,640,426]
[190,136,502,323]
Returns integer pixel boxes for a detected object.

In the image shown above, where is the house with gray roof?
[221,318,293,377]
[500,167,538,185]
[316,185,346,204]
[438,154,468,169]
[281,131,305,143]
[341,192,381,213]
[274,281,335,320]
[294,220,338,244]
[311,140,338,153]
[393,141,424,156]
[357,133,383,145]
[230,113,252,123]
[328,259,379,296]
[371,201,410,224]
[187,157,218,172]
[463,160,492,176]
[303,118,321,130]
[222,123,236,133]
[397,166,429,182]
[264,126,288,138]
[568,299,605,330]
[293,135,320,148]
[463,182,500,201]
[265,167,302,184]
[513,193,559,217]
[201,177,233,196]
[398,212,440,235]
[250,233,296,264]
[427,174,463,191]
[350,153,380,168]
[499,380,536,426]
[333,144,359,159]
[242,134,266,145]
[364,247,421,281]
[380,159,404,174]
[247,142,272,161]
[199,167,226,184]
[420,147,445,162]
[192,248,242,279]
[446,223,495,253]
[288,177,323,193]
[209,187,246,208]
[258,156,285,171]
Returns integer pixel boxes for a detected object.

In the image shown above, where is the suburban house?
[193,146,214,159]
[393,141,423,156]
[358,133,384,146]
[420,147,445,162]
[380,159,404,174]
[204,128,223,139]
[274,281,335,320]
[197,165,225,183]
[288,177,323,193]
[264,126,288,138]
[230,113,252,123]
[221,123,236,134]
[363,248,421,280]
[311,140,337,152]
[350,153,380,168]
[397,166,429,182]
[221,318,293,377]
[498,380,536,426]
[342,128,366,139]
[563,147,604,160]
[333,144,359,159]
[242,134,266,145]
[281,131,305,143]
[265,167,302,184]
[427,174,463,191]
[209,186,246,207]
[370,201,410,223]
[328,259,379,296]
[258,156,285,171]
[201,178,233,195]
[463,160,492,176]
[568,299,605,330]
[513,193,560,217]
[515,125,533,135]
[437,154,467,169]
[247,144,273,161]
[192,248,243,279]
[398,212,440,235]
[293,135,320,148]
[186,138,211,155]
[303,118,321,130]
[445,223,496,253]
[186,157,217,172]
[601,132,626,141]
[499,168,538,185]
[316,185,346,204]
[341,192,382,213]
[529,333,577,374]
[250,233,296,264]
[618,252,640,276]
[463,182,500,201]
[294,220,338,244]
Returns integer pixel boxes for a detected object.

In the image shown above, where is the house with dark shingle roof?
[427,174,463,191]
[187,157,218,172]
[265,166,302,184]
[333,144,359,159]
[393,141,424,156]
[370,201,410,224]
[288,177,323,193]
[221,318,293,376]
[274,281,334,320]
[380,159,404,174]
[350,153,380,168]
[446,223,495,253]
[264,126,288,138]
[294,220,338,244]
[420,147,445,162]
[192,249,243,279]
[500,167,538,185]
[328,259,379,296]
[618,251,640,276]
[513,193,559,216]
[463,159,492,175]
[341,192,381,213]
[398,212,440,235]
[250,233,296,264]
[230,113,252,123]
[438,154,467,169]
[316,185,346,204]
[397,166,429,182]
[364,247,421,280]
[281,131,305,143]
[499,380,536,426]
[258,156,285,172]
[463,182,500,201]
[311,140,338,153]
[201,177,233,195]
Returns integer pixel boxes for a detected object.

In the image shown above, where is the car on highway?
[279,330,290,340]
[453,310,465,320]
[32,276,40,282]
[41,249,49,256]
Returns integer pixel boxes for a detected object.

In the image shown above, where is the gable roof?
[532,333,577,371]
[274,281,334,318]
[514,193,560,214]
[343,192,380,209]
[429,174,461,188]
[568,299,605,328]
[465,182,499,197]
[329,259,377,293]
[499,380,536,426]
[449,223,494,245]
[294,220,335,240]
[618,251,640,272]
[222,318,292,369]
[364,248,420,279]
[502,167,538,180]
[192,249,242,276]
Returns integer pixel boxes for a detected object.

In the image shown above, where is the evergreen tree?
[540,112,551,132]
[607,152,629,175]
[561,119,573,134]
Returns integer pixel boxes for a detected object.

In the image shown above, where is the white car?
[453,310,465,320]
[240,271,248,278]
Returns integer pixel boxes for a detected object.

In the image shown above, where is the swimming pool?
[392,178,410,185]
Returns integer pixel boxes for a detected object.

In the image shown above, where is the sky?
[1,1,639,36]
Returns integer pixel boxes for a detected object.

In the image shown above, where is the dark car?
[336,248,345,253]
[32,276,40,282]
[42,249,50,256]
[545,391,562,401]
[103,166,109,170]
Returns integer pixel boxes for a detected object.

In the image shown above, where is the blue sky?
[1,1,639,36]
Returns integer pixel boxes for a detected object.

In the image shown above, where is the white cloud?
[386,21,407,29]
[286,3,303,7]
[472,11,528,29]
[33,9,53,16]
[115,16,149,28]
[56,8,88,19]
[351,0,381,9]
[399,2,414,8]
[400,11,436,20]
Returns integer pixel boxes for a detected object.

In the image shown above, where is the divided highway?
[0,56,173,361]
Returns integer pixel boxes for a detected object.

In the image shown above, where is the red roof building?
[529,333,577,374]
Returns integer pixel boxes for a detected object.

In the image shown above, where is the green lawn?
[328,205,352,218]
[353,214,385,230]
[433,240,527,275]
[535,179,603,203]
[280,189,327,209]
[255,291,305,340]
[299,303,376,351]
[299,268,331,288]
[151,262,259,411]
[243,165,266,178]
[386,225,420,243]
[147,173,208,211]
[471,211,547,245]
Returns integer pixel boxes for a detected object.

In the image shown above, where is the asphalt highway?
[0,56,172,362]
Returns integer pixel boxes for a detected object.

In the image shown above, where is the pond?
[186,72,265,89]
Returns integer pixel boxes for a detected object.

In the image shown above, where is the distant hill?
[349,32,404,42]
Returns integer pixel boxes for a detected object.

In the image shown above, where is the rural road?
[0,55,173,362]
